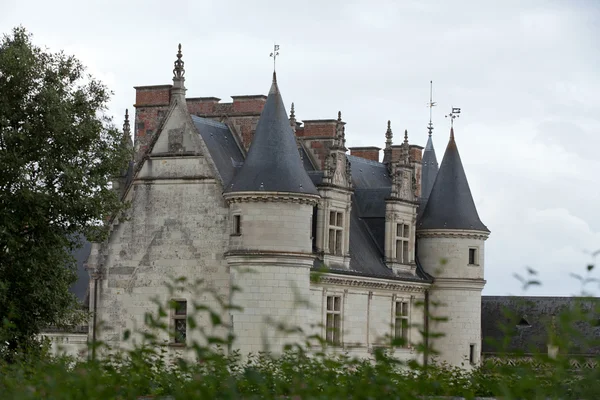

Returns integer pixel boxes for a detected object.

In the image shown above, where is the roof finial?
[445,107,461,139]
[337,111,342,122]
[173,43,185,80]
[427,80,436,137]
[290,102,295,119]
[270,44,280,73]
[404,129,409,144]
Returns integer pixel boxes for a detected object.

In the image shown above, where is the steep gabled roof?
[225,73,318,195]
[192,115,244,187]
[418,128,488,232]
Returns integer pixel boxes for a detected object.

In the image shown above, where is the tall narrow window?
[173,300,187,344]
[395,223,410,263]
[469,344,476,364]
[468,248,477,265]
[394,301,409,347]
[326,295,342,345]
[328,211,344,255]
[232,214,241,235]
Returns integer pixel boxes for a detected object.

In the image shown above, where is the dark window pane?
[175,319,187,343]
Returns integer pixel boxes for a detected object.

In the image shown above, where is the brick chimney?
[231,95,268,114]
[348,146,381,162]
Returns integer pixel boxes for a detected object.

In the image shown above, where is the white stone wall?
[42,333,88,359]
[427,283,484,368]
[228,257,313,354]
[306,276,427,363]
[417,231,486,280]
[228,201,314,253]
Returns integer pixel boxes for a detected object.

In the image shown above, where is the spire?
[383,120,393,164]
[418,127,488,232]
[225,73,318,195]
[171,43,186,103]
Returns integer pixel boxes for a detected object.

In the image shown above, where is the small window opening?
[469,344,475,364]
[172,300,187,344]
[233,215,241,235]
[517,317,531,328]
[468,248,477,265]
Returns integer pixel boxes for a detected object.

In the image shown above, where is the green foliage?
[0,27,130,359]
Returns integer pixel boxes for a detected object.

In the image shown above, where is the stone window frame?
[327,210,344,256]
[468,247,479,266]
[393,298,411,348]
[170,299,187,346]
[395,223,410,264]
[324,293,343,346]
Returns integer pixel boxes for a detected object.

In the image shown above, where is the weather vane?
[426,80,436,136]
[445,107,461,128]
[270,44,280,72]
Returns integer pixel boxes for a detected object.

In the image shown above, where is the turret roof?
[418,128,488,232]
[225,73,318,195]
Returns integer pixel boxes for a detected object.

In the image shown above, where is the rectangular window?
[468,248,477,265]
[328,211,344,256]
[326,295,342,345]
[395,223,410,263]
[469,344,476,364]
[394,301,409,347]
[232,214,241,235]
[173,300,187,344]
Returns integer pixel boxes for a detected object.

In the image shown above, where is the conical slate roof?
[418,128,488,232]
[419,134,438,208]
[226,73,318,195]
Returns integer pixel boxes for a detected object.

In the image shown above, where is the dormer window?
[395,223,410,263]
[328,211,344,255]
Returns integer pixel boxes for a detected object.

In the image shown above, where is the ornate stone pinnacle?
[290,102,295,119]
[123,109,130,134]
[404,129,409,144]
[173,43,185,80]
[338,111,342,122]
[386,120,393,144]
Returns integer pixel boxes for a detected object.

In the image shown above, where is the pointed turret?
[226,73,318,195]
[419,133,439,213]
[418,127,488,232]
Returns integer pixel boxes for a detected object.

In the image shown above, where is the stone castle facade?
[83,45,490,368]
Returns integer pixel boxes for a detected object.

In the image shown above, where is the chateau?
[63,45,494,368]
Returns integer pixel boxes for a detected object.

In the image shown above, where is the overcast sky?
[3,0,599,296]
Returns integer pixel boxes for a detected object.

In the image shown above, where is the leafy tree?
[0,27,130,358]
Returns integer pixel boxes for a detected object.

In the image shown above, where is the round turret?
[224,73,319,355]
[417,127,490,368]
